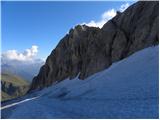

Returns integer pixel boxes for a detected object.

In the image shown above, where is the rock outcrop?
[30,1,159,90]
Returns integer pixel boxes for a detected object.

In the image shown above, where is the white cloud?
[83,3,130,28]
[102,9,117,20]
[2,45,39,61]
[119,3,130,12]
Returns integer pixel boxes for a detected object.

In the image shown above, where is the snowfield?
[1,46,159,118]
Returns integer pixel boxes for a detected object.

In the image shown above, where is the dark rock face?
[30,1,159,90]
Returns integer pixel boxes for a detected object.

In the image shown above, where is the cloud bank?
[2,45,39,61]
[84,3,130,28]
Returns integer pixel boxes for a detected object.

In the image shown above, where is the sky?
[1,1,135,61]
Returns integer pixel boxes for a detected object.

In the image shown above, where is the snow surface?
[1,46,159,118]
[1,96,40,110]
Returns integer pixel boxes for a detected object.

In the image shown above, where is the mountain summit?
[30,1,159,90]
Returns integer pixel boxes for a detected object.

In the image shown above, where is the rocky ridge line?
[30,1,159,90]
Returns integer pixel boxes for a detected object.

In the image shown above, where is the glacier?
[1,46,159,118]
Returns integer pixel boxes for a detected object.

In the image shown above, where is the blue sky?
[2,1,135,60]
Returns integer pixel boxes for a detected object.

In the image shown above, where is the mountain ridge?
[30,1,159,90]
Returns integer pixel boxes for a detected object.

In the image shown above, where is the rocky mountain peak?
[30,1,159,91]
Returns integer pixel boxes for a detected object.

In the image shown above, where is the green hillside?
[1,91,12,102]
[1,73,29,86]
[1,73,30,102]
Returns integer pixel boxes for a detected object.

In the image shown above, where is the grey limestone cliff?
[30,1,159,90]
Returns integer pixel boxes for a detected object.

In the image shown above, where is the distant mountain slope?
[2,46,158,119]
[1,73,29,101]
[30,1,159,90]
[1,59,44,82]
